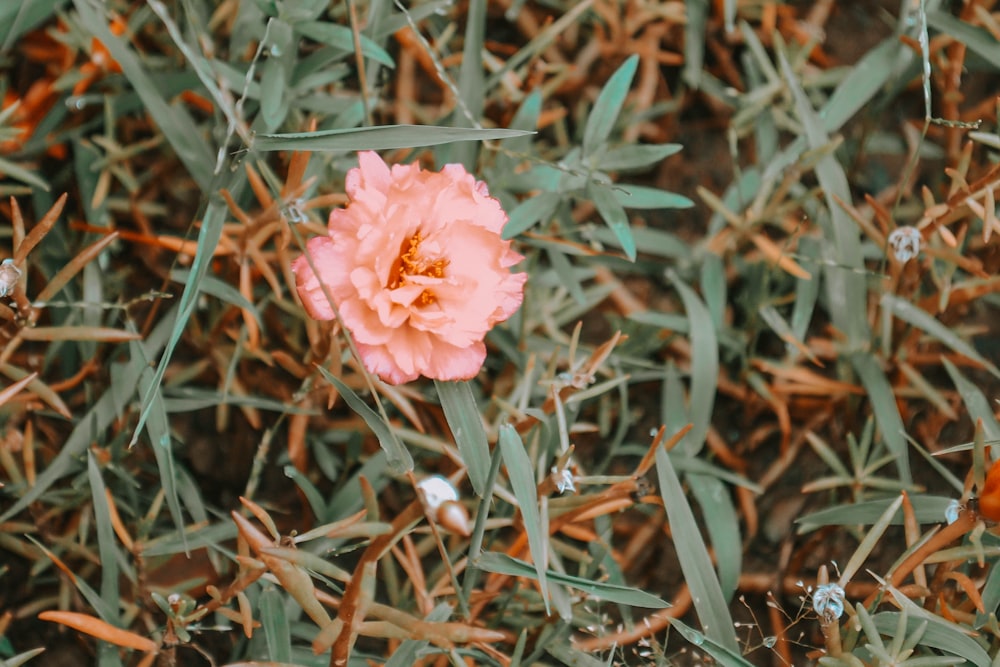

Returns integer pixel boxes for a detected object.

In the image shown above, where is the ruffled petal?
[294,153,526,384]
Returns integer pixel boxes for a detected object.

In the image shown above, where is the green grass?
[3,1,1000,665]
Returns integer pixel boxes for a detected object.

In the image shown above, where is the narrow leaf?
[37,612,157,653]
[254,125,531,151]
[475,552,668,608]
[670,617,756,666]
[317,367,413,474]
[260,586,293,662]
[656,442,739,652]
[131,192,230,449]
[612,183,694,209]
[942,358,1000,442]
[884,294,1000,380]
[668,272,718,457]
[850,352,911,483]
[497,424,548,611]
[588,182,635,261]
[435,380,490,496]
[583,54,638,156]
[688,473,741,600]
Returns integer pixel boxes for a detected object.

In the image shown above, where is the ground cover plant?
[3,0,1000,665]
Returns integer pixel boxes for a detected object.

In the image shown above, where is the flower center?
[388,232,448,305]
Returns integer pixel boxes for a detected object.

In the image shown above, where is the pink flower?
[293,151,526,384]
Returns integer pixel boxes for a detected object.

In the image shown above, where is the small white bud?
[888,226,921,262]
[0,259,22,298]
[417,475,459,512]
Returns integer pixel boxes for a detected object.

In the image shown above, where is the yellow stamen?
[387,232,447,305]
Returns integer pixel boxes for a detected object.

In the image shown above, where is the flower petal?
[294,153,526,384]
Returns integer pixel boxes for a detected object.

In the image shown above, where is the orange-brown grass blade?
[12,193,66,265]
[38,611,158,652]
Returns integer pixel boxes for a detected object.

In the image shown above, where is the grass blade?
[435,380,490,496]
[133,338,187,547]
[882,587,991,667]
[582,54,638,157]
[0,309,173,523]
[588,182,635,261]
[668,271,718,457]
[670,617,755,666]
[260,586,293,663]
[86,453,120,611]
[850,351,911,484]
[253,125,531,151]
[688,473,741,600]
[73,0,215,191]
[497,424,548,611]
[682,0,708,88]
[449,0,485,169]
[317,367,413,474]
[942,357,1000,442]
[656,440,739,652]
[130,192,229,449]
[475,552,668,608]
[780,51,869,349]
[883,294,1000,380]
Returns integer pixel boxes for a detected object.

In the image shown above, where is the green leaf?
[260,586,293,663]
[295,20,394,68]
[133,338,188,546]
[688,473,740,600]
[131,192,230,449]
[669,272,718,457]
[670,617,756,666]
[927,11,1000,72]
[850,351,911,484]
[87,452,120,615]
[74,0,215,191]
[503,191,561,239]
[435,380,490,497]
[259,56,289,132]
[475,552,669,608]
[883,587,992,667]
[656,440,739,654]
[0,310,170,523]
[545,642,611,667]
[588,225,691,259]
[497,424,548,611]
[600,143,683,171]
[942,358,1000,442]
[0,155,49,191]
[611,183,694,209]
[790,236,821,341]
[449,0,486,169]
[701,253,726,331]
[656,443,739,652]
[588,182,635,261]
[317,367,413,474]
[682,0,709,88]
[0,0,67,55]
[284,466,328,521]
[583,54,638,156]
[780,51,869,349]
[171,270,262,328]
[2,648,46,667]
[883,294,1000,380]
[253,125,532,151]
[797,496,955,531]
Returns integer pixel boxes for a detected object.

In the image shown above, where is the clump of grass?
[3,1,1000,666]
